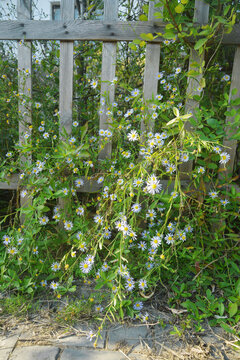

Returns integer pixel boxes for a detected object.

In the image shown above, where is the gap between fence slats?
[141,1,162,134]
[17,0,32,221]
[180,0,209,178]
[220,46,240,177]
[59,0,74,135]
[98,0,118,160]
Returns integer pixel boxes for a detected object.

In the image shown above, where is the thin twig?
[192,254,226,281]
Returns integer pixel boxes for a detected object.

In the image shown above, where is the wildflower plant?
[0,0,240,345]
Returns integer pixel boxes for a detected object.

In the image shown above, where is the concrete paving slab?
[9,346,59,360]
[107,325,149,350]
[0,333,20,360]
[61,348,125,360]
[54,332,106,349]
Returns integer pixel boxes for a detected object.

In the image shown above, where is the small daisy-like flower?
[62,188,69,195]
[131,88,140,97]
[32,246,38,255]
[125,280,135,291]
[35,102,41,109]
[175,67,181,74]
[20,189,28,198]
[138,241,147,250]
[76,206,84,216]
[166,164,176,174]
[219,152,230,165]
[222,74,230,82]
[69,136,76,144]
[220,199,230,207]
[138,279,147,291]
[127,130,139,142]
[51,262,60,272]
[185,225,193,233]
[101,262,109,272]
[80,260,92,274]
[131,203,142,213]
[73,121,79,127]
[94,214,103,225]
[180,153,189,162]
[39,216,49,225]
[75,178,84,187]
[50,281,59,290]
[124,108,133,118]
[209,191,218,199]
[146,262,153,270]
[156,72,164,80]
[7,247,17,255]
[41,280,47,287]
[90,79,98,89]
[43,132,49,139]
[97,176,104,184]
[151,235,162,249]
[133,178,143,187]
[95,304,103,312]
[152,112,158,119]
[197,166,205,174]
[117,179,124,185]
[213,146,222,154]
[133,301,143,311]
[86,330,96,342]
[145,174,162,195]
[165,233,174,244]
[3,235,11,246]
[156,93,163,100]
[171,191,178,199]
[141,312,149,322]
[64,220,73,231]
[146,209,156,219]
[79,242,87,252]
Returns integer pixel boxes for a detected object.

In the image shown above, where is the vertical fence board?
[180,0,209,177]
[98,0,118,160]
[141,0,162,133]
[17,0,32,220]
[59,0,74,135]
[220,46,240,176]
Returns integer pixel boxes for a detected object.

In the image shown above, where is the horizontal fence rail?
[0,20,239,44]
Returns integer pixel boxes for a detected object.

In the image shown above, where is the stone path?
[0,321,239,359]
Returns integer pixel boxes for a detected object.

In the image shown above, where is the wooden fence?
[0,0,239,196]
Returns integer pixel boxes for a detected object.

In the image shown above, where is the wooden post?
[17,0,32,222]
[98,0,118,160]
[59,0,74,136]
[220,46,240,177]
[141,0,162,134]
[180,0,209,177]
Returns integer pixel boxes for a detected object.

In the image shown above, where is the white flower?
[156,72,164,80]
[50,281,59,290]
[131,203,142,213]
[39,216,49,225]
[80,260,92,273]
[94,214,103,225]
[220,199,229,207]
[151,235,162,248]
[222,74,230,82]
[145,174,162,195]
[180,153,189,162]
[75,178,84,187]
[138,241,147,250]
[209,191,218,199]
[175,67,181,74]
[133,301,143,311]
[64,220,73,231]
[138,279,147,291]
[97,176,104,184]
[131,88,140,97]
[219,152,230,165]
[51,262,60,272]
[127,130,139,142]
[197,166,205,174]
[90,79,98,89]
[43,132,49,139]
[86,330,96,342]
[76,206,84,216]
[20,189,28,198]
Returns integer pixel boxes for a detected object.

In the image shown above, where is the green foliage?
[0,0,240,344]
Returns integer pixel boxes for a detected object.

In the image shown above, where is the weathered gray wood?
[141,1,162,133]
[180,0,209,178]
[0,20,165,41]
[220,46,240,176]
[17,0,32,221]
[98,0,118,160]
[59,0,74,135]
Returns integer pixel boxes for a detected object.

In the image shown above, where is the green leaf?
[219,303,225,316]
[175,4,184,13]
[206,118,219,128]
[139,14,148,21]
[140,33,154,41]
[229,302,238,317]
[207,163,218,169]
[220,323,235,334]
[194,38,208,51]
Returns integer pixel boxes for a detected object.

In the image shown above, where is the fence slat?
[17,0,32,220]
[220,46,240,176]
[180,0,209,178]
[98,0,118,160]
[59,0,74,135]
[141,1,162,133]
